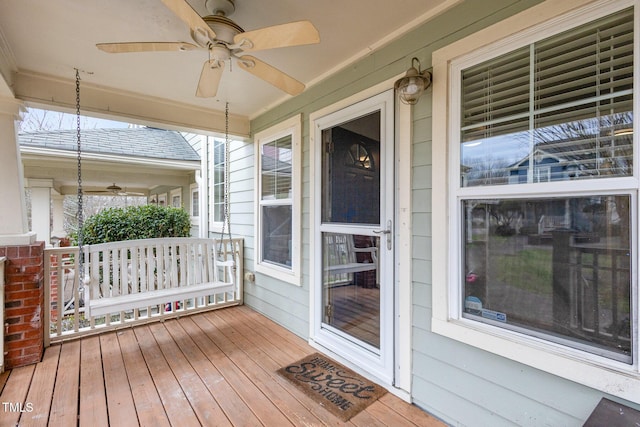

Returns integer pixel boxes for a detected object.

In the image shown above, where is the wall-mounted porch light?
[394,57,432,105]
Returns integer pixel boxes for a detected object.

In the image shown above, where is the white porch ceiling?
[0,0,451,128]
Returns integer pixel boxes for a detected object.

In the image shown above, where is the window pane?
[213,202,224,224]
[261,205,292,268]
[211,139,226,223]
[462,196,631,362]
[261,135,292,200]
[461,8,634,187]
[191,190,199,216]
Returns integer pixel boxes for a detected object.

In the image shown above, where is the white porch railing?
[44,238,243,345]
[0,256,5,373]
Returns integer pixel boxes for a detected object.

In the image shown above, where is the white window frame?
[190,183,199,219]
[254,114,302,285]
[170,188,182,209]
[432,0,640,403]
[208,137,226,233]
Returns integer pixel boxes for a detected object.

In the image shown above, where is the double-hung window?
[208,137,226,232]
[254,115,301,285]
[432,0,638,402]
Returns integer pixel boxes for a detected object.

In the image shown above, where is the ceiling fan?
[86,183,146,197]
[96,0,320,97]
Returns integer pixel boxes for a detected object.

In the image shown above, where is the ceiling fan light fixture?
[101,0,320,97]
[394,57,432,105]
[106,183,122,192]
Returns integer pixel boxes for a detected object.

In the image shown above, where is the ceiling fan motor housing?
[203,15,243,44]
[205,0,235,17]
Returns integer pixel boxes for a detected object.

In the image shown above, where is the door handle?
[373,220,392,250]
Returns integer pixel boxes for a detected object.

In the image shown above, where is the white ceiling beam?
[11,70,250,138]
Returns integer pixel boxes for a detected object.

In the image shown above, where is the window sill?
[431,316,640,404]
[255,262,301,286]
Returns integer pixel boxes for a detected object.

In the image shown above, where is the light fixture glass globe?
[396,75,428,104]
[394,58,432,105]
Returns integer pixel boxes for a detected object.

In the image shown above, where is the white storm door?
[313,90,395,384]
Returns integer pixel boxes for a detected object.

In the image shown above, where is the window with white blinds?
[434,0,640,402]
[457,7,636,361]
[461,8,634,187]
[259,135,293,268]
[254,115,301,284]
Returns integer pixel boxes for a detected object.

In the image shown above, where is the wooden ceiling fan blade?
[237,55,305,96]
[161,0,216,40]
[96,42,199,53]
[196,60,224,97]
[234,21,319,52]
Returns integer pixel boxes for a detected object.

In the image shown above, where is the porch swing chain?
[75,69,85,291]
[219,102,234,269]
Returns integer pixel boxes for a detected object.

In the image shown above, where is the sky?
[20,107,131,132]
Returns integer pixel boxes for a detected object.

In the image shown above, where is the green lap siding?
[246,0,640,425]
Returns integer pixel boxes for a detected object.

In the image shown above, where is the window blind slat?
[461,7,633,172]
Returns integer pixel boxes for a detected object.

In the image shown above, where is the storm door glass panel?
[320,110,382,350]
[323,233,381,348]
[321,112,380,225]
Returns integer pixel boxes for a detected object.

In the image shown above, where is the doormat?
[277,352,387,421]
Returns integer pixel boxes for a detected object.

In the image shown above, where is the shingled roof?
[19,127,200,162]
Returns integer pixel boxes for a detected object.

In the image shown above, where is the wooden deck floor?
[0,305,444,427]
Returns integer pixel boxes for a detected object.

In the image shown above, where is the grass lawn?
[494,248,553,294]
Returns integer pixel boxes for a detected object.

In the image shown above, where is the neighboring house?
[508,148,578,184]
[19,127,201,243]
[2,0,640,425]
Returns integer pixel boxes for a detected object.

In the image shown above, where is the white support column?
[0,97,35,245]
[51,191,66,241]
[29,178,54,247]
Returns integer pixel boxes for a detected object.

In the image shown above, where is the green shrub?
[77,204,191,245]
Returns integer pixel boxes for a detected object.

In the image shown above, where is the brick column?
[1,242,45,368]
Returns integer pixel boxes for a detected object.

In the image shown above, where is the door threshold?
[308,339,411,402]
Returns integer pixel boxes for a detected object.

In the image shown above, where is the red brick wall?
[1,242,45,369]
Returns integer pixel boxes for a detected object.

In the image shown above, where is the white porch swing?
[70,72,238,318]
